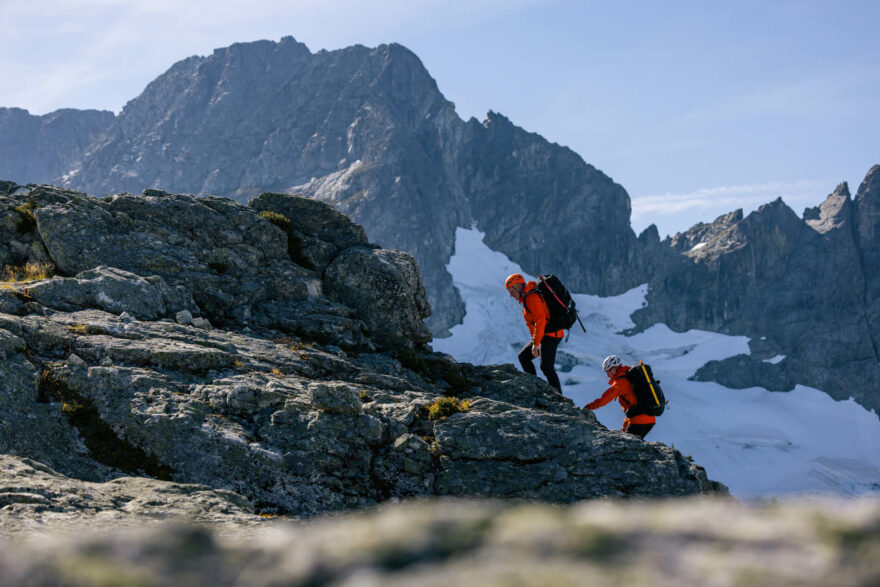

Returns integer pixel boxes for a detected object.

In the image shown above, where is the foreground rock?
[1,497,878,586]
[0,183,721,521]
[1,307,718,516]
[0,455,259,537]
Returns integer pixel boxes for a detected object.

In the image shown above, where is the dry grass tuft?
[2,262,55,283]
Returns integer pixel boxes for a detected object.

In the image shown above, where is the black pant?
[518,335,562,391]
[625,423,654,439]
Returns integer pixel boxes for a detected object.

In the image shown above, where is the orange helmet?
[504,273,525,289]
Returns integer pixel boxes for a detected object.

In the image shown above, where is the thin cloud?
[631,179,831,236]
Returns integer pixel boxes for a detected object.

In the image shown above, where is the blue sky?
[1,0,878,236]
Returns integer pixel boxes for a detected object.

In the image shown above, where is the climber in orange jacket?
[505,273,563,391]
[585,355,655,439]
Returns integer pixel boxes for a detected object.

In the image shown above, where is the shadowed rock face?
[0,182,722,524]
[1,497,878,586]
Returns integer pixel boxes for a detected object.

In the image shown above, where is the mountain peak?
[805,181,853,234]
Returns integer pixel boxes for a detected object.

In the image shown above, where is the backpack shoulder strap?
[521,288,541,307]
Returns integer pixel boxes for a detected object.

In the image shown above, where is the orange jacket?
[585,365,656,427]
[520,282,564,344]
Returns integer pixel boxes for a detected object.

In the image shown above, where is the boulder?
[12,265,196,320]
[249,192,369,271]
[325,247,432,349]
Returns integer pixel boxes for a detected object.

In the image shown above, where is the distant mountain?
[1,37,878,414]
[633,166,880,411]
[0,107,113,185]
[48,38,645,334]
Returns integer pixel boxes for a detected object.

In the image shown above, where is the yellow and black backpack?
[623,361,667,417]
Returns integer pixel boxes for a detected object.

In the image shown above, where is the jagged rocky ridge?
[633,165,880,412]
[0,182,722,522]
[2,37,877,414]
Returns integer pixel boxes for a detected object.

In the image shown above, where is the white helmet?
[602,355,622,372]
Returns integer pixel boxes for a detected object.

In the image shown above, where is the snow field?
[433,228,880,499]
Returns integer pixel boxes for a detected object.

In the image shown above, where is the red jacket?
[520,281,564,344]
[586,365,656,428]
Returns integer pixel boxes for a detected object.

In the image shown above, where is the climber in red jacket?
[585,355,655,439]
[505,273,563,391]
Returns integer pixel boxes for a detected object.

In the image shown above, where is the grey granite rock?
[7,265,197,320]
[0,178,729,550]
[0,304,721,518]
[1,184,428,352]
[325,246,432,349]
[0,454,259,537]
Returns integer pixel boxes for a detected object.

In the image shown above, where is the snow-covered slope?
[434,227,880,499]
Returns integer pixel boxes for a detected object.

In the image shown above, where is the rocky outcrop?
[0,107,114,185]
[633,167,880,412]
[1,497,877,586]
[0,182,722,523]
[1,184,430,351]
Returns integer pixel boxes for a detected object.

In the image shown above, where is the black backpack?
[532,274,584,333]
[623,361,667,417]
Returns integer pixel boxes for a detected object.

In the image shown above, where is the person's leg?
[539,335,561,391]
[518,342,537,375]
[624,423,654,439]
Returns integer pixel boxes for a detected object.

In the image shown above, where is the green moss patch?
[427,397,471,420]
[258,210,314,269]
[13,200,39,233]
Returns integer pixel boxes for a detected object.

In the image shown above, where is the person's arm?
[525,293,547,344]
[586,382,621,410]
